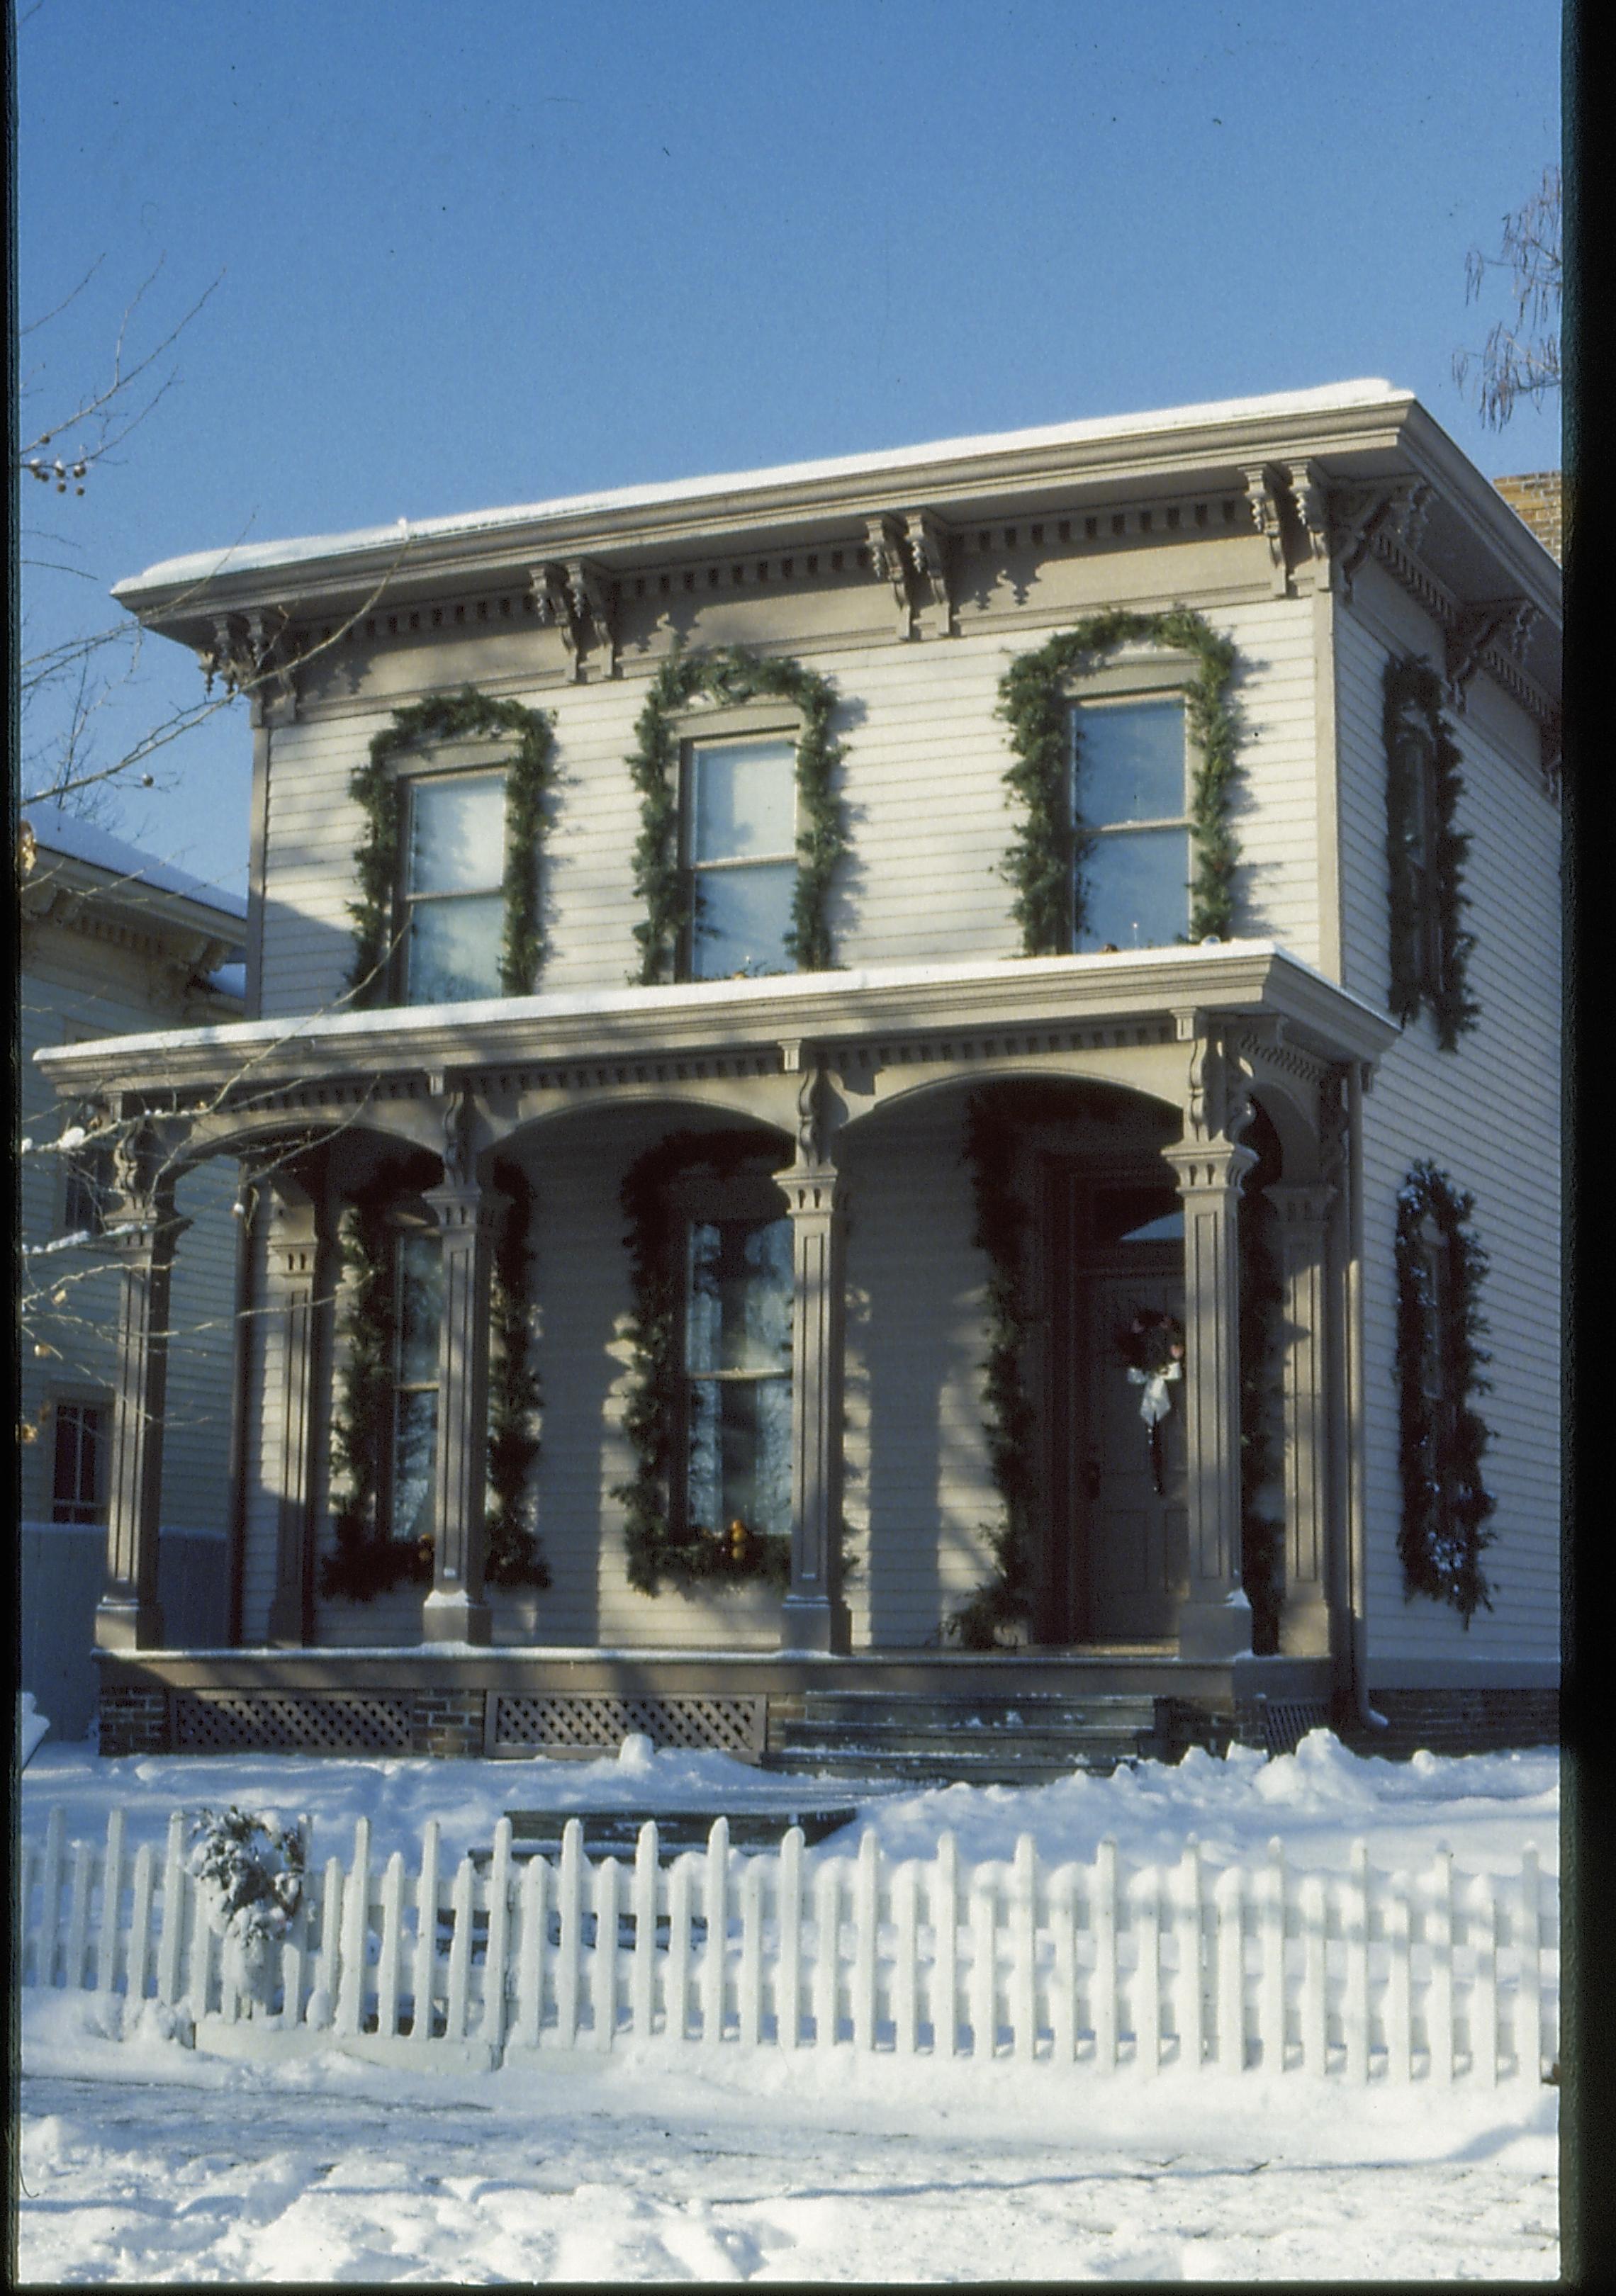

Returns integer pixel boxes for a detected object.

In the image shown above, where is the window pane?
[1077,827,1191,951]
[51,1402,104,1524]
[405,894,505,1003]
[691,862,795,979]
[396,1232,443,1388]
[687,1218,793,1373]
[407,775,507,895]
[690,739,795,862]
[393,1389,437,1544]
[1074,700,1186,825]
[686,1376,792,1539]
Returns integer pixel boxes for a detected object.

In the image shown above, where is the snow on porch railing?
[18,1809,1559,2083]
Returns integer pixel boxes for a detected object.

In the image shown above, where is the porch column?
[263,1171,326,1647]
[95,1155,189,1652]
[420,1174,503,1644]
[1165,1138,1257,1660]
[776,1159,851,1655]
[1267,1183,1337,1658]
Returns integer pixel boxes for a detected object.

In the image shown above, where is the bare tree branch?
[1452,167,1561,431]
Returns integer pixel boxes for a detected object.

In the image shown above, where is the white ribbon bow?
[1127,1358,1182,1426]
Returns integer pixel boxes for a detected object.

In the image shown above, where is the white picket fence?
[18,1807,1558,2084]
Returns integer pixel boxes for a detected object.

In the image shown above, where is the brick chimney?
[1493,472,1562,564]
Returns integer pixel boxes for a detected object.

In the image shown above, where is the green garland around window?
[997,607,1241,956]
[948,1093,1038,1650]
[1384,656,1478,1049]
[613,1130,793,1596]
[322,1157,549,1602]
[347,687,557,1009]
[485,1161,549,1589]
[1394,1162,1496,1626]
[321,1162,437,1602]
[627,647,846,985]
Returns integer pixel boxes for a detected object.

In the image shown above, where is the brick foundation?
[1339,1687,1559,1760]
[99,1683,171,1757]
[409,1689,488,1759]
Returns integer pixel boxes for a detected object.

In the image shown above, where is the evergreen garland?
[627,647,847,985]
[347,687,556,1008]
[320,1162,436,1602]
[1384,656,1479,1049]
[997,607,1242,955]
[948,1093,1038,1649]
[613,1130,793,1594]
[484,1161,549,1589]
[1394,1163,1496,1626]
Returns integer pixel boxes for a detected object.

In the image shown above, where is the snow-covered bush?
[188,1806,305,2000]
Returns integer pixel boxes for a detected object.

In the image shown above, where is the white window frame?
[395,749,511,1006]
[1067,654,1198,954]
[675,704,800,984]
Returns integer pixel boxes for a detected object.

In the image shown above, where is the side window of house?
[401,772,507,1004]
[390,1225,443,1543]
[1070,697,1191,952]
[51,1399,108,1524]
[682,1201,794,1546]
[61,1131,113,1237]
[684,736,796,979]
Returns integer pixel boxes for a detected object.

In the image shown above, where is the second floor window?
[403,772,507,1004]
[685,736,796,979]
[391,1227,442,1543]
[1071,698,1191,952]
[51,1400,107,1524]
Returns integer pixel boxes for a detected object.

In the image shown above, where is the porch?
[40,945,1394,1762]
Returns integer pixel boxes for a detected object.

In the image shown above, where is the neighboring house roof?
[21,804,247,923]
[20,806,247,1008]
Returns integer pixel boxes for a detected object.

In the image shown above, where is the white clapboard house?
[38,382,1561,1772]
[21,806,245,1738]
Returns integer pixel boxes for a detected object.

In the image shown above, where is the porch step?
[766,1690,1175,1784]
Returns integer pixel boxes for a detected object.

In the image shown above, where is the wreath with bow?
[1116,1309,1186,1495]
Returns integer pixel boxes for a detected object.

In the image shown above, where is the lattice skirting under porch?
[488,1693,767,1760]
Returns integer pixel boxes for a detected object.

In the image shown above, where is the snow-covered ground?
[18,1731,1561,2283]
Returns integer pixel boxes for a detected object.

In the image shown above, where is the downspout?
[1345,1061,1388,1732]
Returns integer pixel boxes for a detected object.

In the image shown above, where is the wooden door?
[1082,1267,1188,1643]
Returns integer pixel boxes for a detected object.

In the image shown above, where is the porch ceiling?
[37,943,1397,1105]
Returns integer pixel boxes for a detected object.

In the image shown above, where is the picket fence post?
[96,1809,126,2000]
[1386,1872,1413,2081]
[38,1807,66,1988]
[483,1817,513,2053]
[738,1852,765,2048]
[933,1832,959,2059]
[64,1838,94,1994]
[376,1852,406,2038]
[630,1822,658,2040]
[1299,1870,1327,2073]
[1133,1866,1162,2077]
[1093,1838,1118,2072]
[1176,1840,1204,2071]
[157,1811,186,2008]
[333,1815,371,2037]
[1517,1846,1542,2081]
[513,1847,546,2049]
[968,1863,996,2061]
[1050,1865,1077,2064]
[702,1818,729,2047]
[555,1820,583,2046]
[1214,1863,1243,2071]
[591,1857,619,2051]
[1011,1835,1038,2064]
[892,1859,919,2057]
[126,1840,157,2016]
[1344,1840,1370,2082]
[1429,1847,1454,2085]
[1473,1871,1499,2088]
[852,1832,879,2052]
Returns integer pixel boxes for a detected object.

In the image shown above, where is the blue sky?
[16,0,1561,894]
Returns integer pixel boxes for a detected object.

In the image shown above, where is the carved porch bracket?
[1330,478,1436,603]
[1282,461,1334,592]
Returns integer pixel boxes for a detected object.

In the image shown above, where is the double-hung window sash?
[403,772,507,1003]
[683,1215,794,1543]
[1072,697,1192,952]
[686,737,796,979]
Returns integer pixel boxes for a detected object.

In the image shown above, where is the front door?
[1045,1171,1188,1645]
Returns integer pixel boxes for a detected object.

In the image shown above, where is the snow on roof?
[22,804,247,921]
[117,379,1405,593]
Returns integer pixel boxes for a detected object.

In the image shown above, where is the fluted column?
[95,1169,189,1651]
[1165,1136,1257,1660]
[1267,1182,1337,1658]
[264,1173,325,1647]
[775,1159,850,1655]
[420,1176,503,1644]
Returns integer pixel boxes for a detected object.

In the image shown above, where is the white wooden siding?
[1333,561,1560,1676]
[257,577,1324,1009]
[20,933,240,1543]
